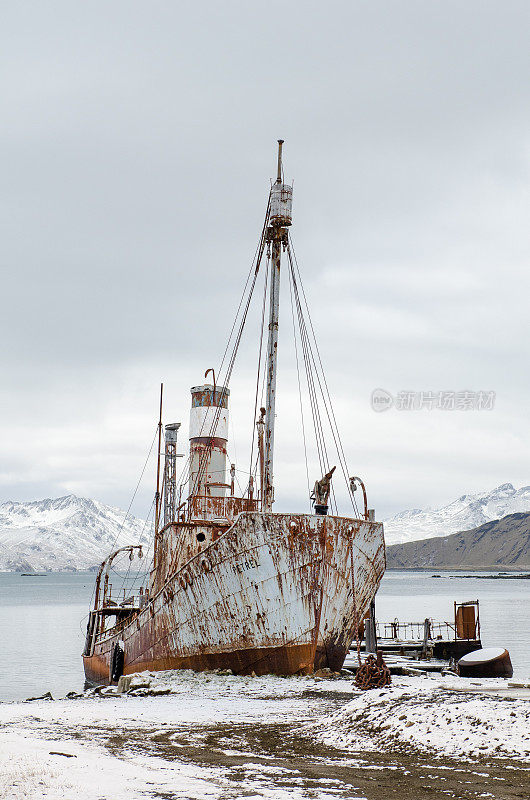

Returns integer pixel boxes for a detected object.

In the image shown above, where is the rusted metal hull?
[458,648,513,679]
[83,511,385,685]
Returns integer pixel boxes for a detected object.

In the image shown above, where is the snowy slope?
[0,495,151,572]
[384,483,530,545]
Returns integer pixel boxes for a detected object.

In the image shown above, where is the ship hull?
[83,512,385,685]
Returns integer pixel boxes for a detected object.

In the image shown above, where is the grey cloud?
[1,1,528,518]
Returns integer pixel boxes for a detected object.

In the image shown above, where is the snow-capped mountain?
[0,495,151,572]
[3,485,528,570]
[384,483,530,545]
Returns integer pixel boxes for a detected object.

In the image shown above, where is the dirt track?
[103,718,530,800]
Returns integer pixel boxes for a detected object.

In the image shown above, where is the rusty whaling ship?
[83,141,386,685]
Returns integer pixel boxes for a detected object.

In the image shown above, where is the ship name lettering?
[234,557,260,573]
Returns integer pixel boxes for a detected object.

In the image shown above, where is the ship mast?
[263,140,293,511]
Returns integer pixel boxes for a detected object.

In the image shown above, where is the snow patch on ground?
[316,675,530,761]
[0,728,225,800]
[119,667,348,699]
[1,671,529,798]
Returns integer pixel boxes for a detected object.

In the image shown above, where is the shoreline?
[0,671,528,799]
[386,566,530,573]
[3,565,529,574]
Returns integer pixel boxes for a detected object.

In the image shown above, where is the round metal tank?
[270,182,293,226]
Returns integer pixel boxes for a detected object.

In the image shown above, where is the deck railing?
[188,495,259,521]
[379,619,476,642]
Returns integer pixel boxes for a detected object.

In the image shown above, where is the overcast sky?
[1,1,529,520]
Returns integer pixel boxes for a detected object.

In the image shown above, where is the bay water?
[0,570,528,702]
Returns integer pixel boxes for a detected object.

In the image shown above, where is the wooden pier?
[345,599,482,675]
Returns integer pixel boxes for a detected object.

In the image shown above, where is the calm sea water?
[0,570,528,702]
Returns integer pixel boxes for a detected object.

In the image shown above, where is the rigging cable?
[294,282,337,514]
[291,235,360,517]
[126,497,156,595]
[287,253,311,510]
[88,424,159,609]
[287,238,360,517]
[217,192,271,379]
[189,258,263,508]
[116,494,156,596]
[189,193,272,508]
[289,251,349,516]
[248,250,270,493]
[289,254,329,479]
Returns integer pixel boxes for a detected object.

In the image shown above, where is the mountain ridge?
[383,483,530,545]
[1,483,529,572]
[386,511,530,570]
[0,495,150,572]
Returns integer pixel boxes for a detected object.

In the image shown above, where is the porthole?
[196,532,206,542]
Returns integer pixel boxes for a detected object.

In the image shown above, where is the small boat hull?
[83,511,385,685]
[458,647,513,678]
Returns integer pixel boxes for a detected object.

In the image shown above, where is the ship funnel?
[189,384,230,499]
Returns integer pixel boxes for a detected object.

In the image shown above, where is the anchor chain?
[354,652,391,691]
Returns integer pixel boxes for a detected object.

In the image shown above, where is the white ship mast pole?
[263,140,293,512]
